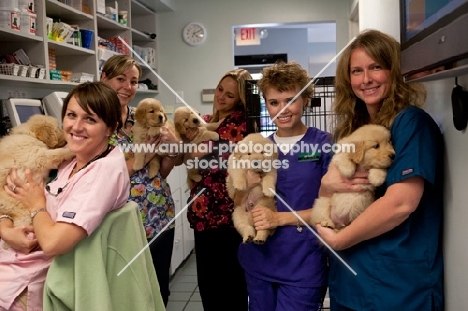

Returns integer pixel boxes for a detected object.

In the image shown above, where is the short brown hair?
[62,82,122,132]
[258,61,313,100]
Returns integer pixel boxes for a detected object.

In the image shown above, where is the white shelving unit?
[0,0,165,94]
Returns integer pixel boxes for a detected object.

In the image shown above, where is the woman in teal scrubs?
[317,29,444,311]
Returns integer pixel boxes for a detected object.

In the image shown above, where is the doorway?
[233,22,337,79]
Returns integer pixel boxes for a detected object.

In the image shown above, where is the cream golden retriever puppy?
[226,133,278,244]
[309,124,395,230]
[173,106,220,185]
[133,98,177,178]
[0,115,74,228]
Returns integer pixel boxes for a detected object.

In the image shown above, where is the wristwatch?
[31,208,47,220]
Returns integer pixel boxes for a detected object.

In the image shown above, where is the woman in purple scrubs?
[238,61,332,311]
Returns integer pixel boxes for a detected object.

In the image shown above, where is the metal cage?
[245,77,337,136]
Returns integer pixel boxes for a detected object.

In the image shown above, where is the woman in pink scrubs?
[0,82,130,311]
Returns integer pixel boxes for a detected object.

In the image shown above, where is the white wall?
[155,0,350,115]
[358,0,400,41]
[424,75,468,311]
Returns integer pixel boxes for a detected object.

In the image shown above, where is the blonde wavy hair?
[333,29,426,140]
[101,54,142,80]
[210,69,252,122]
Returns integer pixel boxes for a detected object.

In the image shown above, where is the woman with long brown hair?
[317,29,444,311]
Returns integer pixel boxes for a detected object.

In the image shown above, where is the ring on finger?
[12,185,17,192]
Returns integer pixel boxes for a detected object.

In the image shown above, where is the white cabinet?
[168,165,195,275]
[181,181,194,258]
[0,0,167,94]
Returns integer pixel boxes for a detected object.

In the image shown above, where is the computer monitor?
[4,99,47,128]
[42,92,68,127]
[400,0,468,80]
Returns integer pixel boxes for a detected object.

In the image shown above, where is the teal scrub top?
[329,106,444,311]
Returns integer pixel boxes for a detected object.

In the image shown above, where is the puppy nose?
[389,153,395,160]
[158,115,163,121]
[193,118,199,124]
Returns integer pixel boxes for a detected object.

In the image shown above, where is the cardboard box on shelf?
[96,0,105,14]
[70,72,94,83]
[13,48,32,65]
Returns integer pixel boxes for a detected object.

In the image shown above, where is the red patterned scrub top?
[187,108,247,231]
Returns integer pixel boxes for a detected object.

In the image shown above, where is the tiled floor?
[167,254,202,311]
[167,253,330,311]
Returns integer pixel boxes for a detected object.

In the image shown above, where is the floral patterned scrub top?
[110,106,175,239]
[187,108,247,232]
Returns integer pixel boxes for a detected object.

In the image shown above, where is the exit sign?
[235,28,261,46]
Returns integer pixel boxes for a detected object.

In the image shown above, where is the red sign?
[240,28,256,40]
[236,28,260,46]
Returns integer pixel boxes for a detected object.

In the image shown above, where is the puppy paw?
[368,168,387,186]
[243,235,254,243]
[133,157,145,171]
[241,226,256,243]
[262,186,275,197]
[204,132,219,141]
[191,174,202,182]
[320,219,336,229]
[233,180,247,191]
[253,230,269,244]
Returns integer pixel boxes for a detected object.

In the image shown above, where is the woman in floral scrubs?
[102,55,180,307]
[186,69,252,311]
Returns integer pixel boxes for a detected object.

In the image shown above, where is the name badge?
[298,152,320,162]
[62,211,76,219]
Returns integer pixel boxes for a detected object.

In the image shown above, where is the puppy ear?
[175,121,186,135]
[34,122,59,148]
[348,141,365,163]
[232,144,242,159]
[135,105,146,125]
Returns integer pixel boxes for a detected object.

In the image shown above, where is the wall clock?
[182,22,207,46]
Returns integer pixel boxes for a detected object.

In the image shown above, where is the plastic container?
[105,6,116,21]
[45,17,53,38]
[0,9,21,31]
[20,9,35,35]
[17,65,28,77]
[0,0,19,10]
[19,0,34,13]
[0,63,20,76]
[118,10,127,25]
[80,29,94,49]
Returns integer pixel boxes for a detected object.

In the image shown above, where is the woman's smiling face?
[101,65,139,107]
[213,76,240,119]
[62,96,112,163]
[350,47,391,112]
[264,86,307,136]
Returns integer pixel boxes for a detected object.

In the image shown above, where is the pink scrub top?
[0,146,130,310]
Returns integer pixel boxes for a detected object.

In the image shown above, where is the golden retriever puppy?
[310,124,395,230]
[226,133,278,244]
[173,106,220,185]
[0,115,75,228]
[133,98,175,178]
